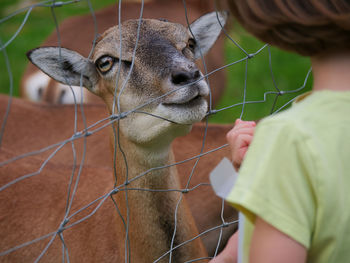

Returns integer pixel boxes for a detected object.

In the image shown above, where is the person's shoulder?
[258,91,339,129]
[258,107,301,132]
[257,90,350,142]
[256,100,311,141]
[252,116,303,149]
[292,90,350,116]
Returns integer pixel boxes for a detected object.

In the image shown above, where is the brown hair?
[225,0,350,56]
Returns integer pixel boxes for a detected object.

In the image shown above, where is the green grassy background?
[0,0,116,96]
[210,24,312,123]
[0,0,312,123]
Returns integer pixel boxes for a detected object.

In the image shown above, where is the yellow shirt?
[227,91,350,262]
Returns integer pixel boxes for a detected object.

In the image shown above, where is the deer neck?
[109,123,207,262]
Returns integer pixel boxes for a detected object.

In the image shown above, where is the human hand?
[226,119,256,171]
[209,231,239,263]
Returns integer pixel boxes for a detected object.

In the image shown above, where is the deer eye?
[187,38,196,52]
[96,56,116,74]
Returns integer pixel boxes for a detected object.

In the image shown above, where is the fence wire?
[0,0,311,262]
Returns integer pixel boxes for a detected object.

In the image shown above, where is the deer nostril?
[172,71,191,85]
[193,70,200,80]
[171,70,200,85]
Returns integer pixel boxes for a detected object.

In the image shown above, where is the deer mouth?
[162,94,203,108]
[158,93,208,124]
[155,79,209,124]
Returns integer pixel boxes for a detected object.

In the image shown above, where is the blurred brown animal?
[20,0,227,107]
[23,10,227,261]
[0,95,236,262]
[2,9,234,262]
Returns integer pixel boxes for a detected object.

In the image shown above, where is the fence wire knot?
[110,112,128,121]
[222,222,230,228]
[111,189,119,195]
[57,218,69,234]
[51,2,63,8]
[206,109,218,116]
[72,131,82,138]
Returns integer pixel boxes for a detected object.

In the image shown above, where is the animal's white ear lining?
[189,11,228,59]
[27,47,99,91]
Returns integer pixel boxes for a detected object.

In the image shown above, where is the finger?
[226,127,255,144]
[235,119,256,128]
[232,121,256,135]
[226,127,238,142]
[228,122,254,135]
[234,122,256,131]
[230,133,253,171]
[231,134,253,168]
[232,127,255,136]
[233,148,248,171]
[234,134,253,153]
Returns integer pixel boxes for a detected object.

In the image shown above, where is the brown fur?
[83,16,226,261]
[11,9,232,261]
[0,94,236,262]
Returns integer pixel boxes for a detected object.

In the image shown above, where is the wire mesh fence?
[0,0,312,262]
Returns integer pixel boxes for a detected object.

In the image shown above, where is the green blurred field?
[211,24,312,123]
[0,0,312,123]
[0,0,116,96]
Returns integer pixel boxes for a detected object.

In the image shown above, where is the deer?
[0,11,236,262]
[20,0,227,107]
[0,95,236,262]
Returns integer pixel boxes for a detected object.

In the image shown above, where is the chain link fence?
[0,0,312,262]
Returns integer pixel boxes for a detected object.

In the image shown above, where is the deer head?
[27,12,227,147]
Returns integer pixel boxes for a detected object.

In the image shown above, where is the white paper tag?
[209,157,238,199]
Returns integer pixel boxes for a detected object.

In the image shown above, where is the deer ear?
[189,11,228,59]
[27,47,99,91]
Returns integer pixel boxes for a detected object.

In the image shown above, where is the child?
[211,1,350,262]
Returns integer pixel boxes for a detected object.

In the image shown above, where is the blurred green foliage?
[208,23,312,123]
[0,0,116,97]
[0,2,312,123]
